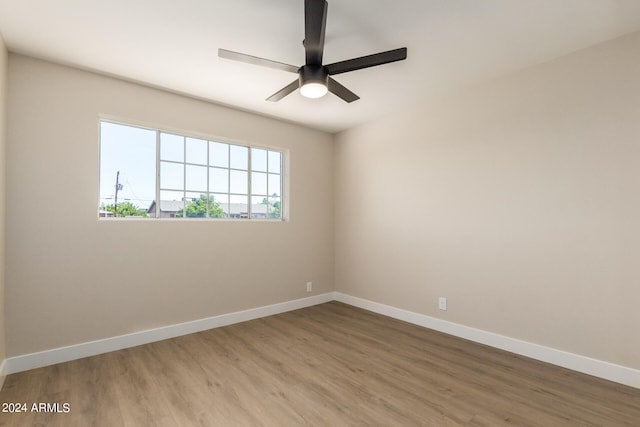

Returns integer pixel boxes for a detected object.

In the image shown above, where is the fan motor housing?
[299,65,328,87]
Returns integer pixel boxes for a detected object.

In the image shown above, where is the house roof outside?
[147,200,184,213]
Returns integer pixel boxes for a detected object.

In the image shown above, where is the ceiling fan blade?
[218,48,299,74]
[328,77,360,103]
[326,47,407,75]
[266,80,300,102]
[304,0,328,65]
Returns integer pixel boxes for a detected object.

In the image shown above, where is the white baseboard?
[333,292,640,389]
[3,293,333,375]
[3,291,638,390]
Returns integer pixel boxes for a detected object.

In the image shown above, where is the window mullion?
[248,148,252,219]
[228,145,231,219]
[206,140,210,218]
[182,136,187,218]
[155,130,161,218]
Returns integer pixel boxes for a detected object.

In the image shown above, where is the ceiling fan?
[218,0,407,103]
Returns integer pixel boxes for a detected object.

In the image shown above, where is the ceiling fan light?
[300,82,328,99]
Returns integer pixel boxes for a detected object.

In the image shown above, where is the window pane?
[160,190,184,218]
[184,192,207,218]
[268,150,281,173]
[207,194,224,218]
[251,196,269,219]
[209,167,228,193]
[230,145,248,170]
[268,173,281,197]
[229,194,248,219]
[230,170,248,194]
[186,137,207,165]
[268,196,281,219]
[161,133,184,162]
[252,172,267,195]
[186,165,207,192]
[211,193,229,218]
[252,148,267,172]
[99,121,156,217]
[160,161,184,190]
[210,141,228,168]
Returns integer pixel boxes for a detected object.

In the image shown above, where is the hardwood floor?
[1,302,638,426]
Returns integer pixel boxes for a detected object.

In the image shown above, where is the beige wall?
[5,54,333,357]
[335,31,640,369]
[0,34,7,381]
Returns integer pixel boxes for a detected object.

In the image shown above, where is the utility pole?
[114,171,122,217]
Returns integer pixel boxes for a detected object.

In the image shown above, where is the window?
[99,120,284,220]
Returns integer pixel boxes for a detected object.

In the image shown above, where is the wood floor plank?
[1,301,639,426]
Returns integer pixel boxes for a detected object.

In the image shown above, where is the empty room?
[0,0,639,425]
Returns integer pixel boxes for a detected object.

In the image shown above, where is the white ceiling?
[1,0,640,133]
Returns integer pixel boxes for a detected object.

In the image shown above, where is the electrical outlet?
[438,297,447,311]
[306,282,313,292]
